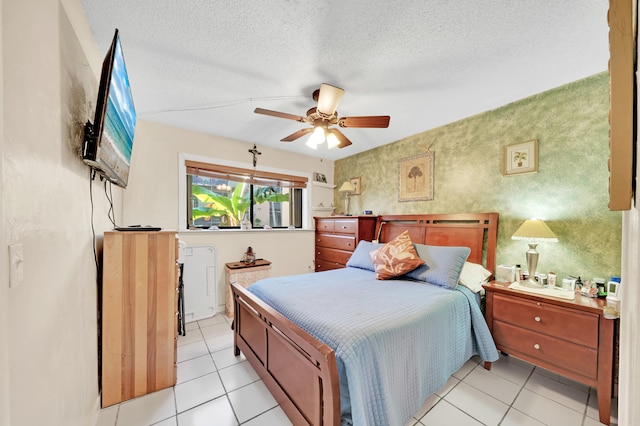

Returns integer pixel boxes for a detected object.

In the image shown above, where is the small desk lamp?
[338,181,355,215]
[511,219,558,287]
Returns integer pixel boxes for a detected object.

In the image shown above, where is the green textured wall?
[335,72,621,281]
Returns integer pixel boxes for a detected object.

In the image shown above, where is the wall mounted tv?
[83,28,136,189]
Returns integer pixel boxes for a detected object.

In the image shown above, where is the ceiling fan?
[254,83,390,149]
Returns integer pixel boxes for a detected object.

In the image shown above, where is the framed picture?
[503,139,538,176]
[398,152,434,202]
[313,172,327,183]
[349,176,361,195]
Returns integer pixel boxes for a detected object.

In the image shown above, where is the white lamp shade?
[512,219,558,242]
[317,83,344,116]
[339,181,355,192]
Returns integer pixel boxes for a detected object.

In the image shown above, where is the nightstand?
[225,260,271,317]
[483,281,617,425]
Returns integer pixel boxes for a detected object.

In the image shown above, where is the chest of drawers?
[314,216,377,272]
[483,281,616,425]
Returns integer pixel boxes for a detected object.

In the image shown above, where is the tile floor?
[96,313,618,426]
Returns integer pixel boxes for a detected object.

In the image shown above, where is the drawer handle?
[533,343,540,350]
[534,316,541,322]
[341,226,348,229]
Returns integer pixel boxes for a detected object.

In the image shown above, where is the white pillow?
[458,261,492,293]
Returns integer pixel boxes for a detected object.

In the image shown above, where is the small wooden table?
[225,260,271,317]
[483,281,617,425]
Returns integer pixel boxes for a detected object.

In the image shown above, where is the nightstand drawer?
[315,247,352,265]
[493,294,598,348]
[316,234,356,251]
[493,321,598,380]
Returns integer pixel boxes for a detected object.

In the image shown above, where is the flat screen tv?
[83,28,136,188]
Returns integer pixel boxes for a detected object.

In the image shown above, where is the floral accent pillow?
[369,230,425,280]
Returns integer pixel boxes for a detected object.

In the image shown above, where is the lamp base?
[519,278,544,288]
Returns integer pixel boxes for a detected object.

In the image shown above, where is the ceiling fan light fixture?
[306,126,325,149]
[317,83,344,116]
[326,132,340,149]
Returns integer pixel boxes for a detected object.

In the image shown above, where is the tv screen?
[83,29,136,188]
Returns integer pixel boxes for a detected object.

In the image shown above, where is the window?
[185,160,307,229]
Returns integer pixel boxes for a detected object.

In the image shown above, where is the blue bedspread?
[248,267,498,426]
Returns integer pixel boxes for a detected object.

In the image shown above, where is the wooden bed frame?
[231,212,499,425]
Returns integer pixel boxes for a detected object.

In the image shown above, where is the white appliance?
[182,245,217,322]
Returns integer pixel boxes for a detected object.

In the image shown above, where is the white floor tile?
[419,399,483,425]
[228,380,278,424]
[212,347,246,370]
[463,366,521,404]
[513,388,583,426]
[152,417,177,426]
[434,375,459,397]
[177,354,216,384]
[412,394,440,421]
[444,381,508,425]
[197,315,227,328]
[174,372,226,413]
[96,405,118,426]
[177,328,204,346]
[205,332,234,352]
[452,357,481,380]
[185,321,200,332]
[116,388,176,426]
[241,406,292,426]
[219,360,260,392]
[200,322,233,339]
[177,396,238,426]
[500,408,546,426]
[177,340,210,363]
[487,354,534,386]
[534,367,590,392]
[525,370,588,412]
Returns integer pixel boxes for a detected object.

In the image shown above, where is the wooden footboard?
[231,282,341,425]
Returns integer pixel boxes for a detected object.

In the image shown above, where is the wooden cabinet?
[225,260,271,317]
[483,281,616,425]
[101,231,178,407]
[314,216,376,272]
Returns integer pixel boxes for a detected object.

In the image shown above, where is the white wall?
[2,0,120,424]
[0,0,9,423]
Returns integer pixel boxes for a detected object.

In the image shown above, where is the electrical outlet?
[9,243,24,288]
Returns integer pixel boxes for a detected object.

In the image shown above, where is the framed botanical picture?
[349,176,361,195]
[503,140,538,176]
[398,152,434,202]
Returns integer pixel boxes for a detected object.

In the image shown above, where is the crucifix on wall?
[248,144,262,167]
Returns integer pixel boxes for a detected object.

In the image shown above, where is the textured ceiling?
[79,0,610,161]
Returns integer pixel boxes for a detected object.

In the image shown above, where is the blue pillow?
[405,244,471,289]
[346,240,383,271]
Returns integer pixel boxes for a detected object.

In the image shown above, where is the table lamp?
[511,219,558,287]
[338,181,355,215]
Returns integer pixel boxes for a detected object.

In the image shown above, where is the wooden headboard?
[374,213,499,274]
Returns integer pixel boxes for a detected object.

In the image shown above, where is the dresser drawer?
[316,219,335,233]
[493,321,598,380]
[493,294,598,348]
[315,260,345,272]
[315,247,352,265]
[332,219,357,234]
[316,234,356,251]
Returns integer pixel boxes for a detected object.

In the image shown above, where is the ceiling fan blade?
[281,128,313,142]
[254,108,306,122]
[339,115,390,128]
[317,83,345,116]
[327,129,352,148]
